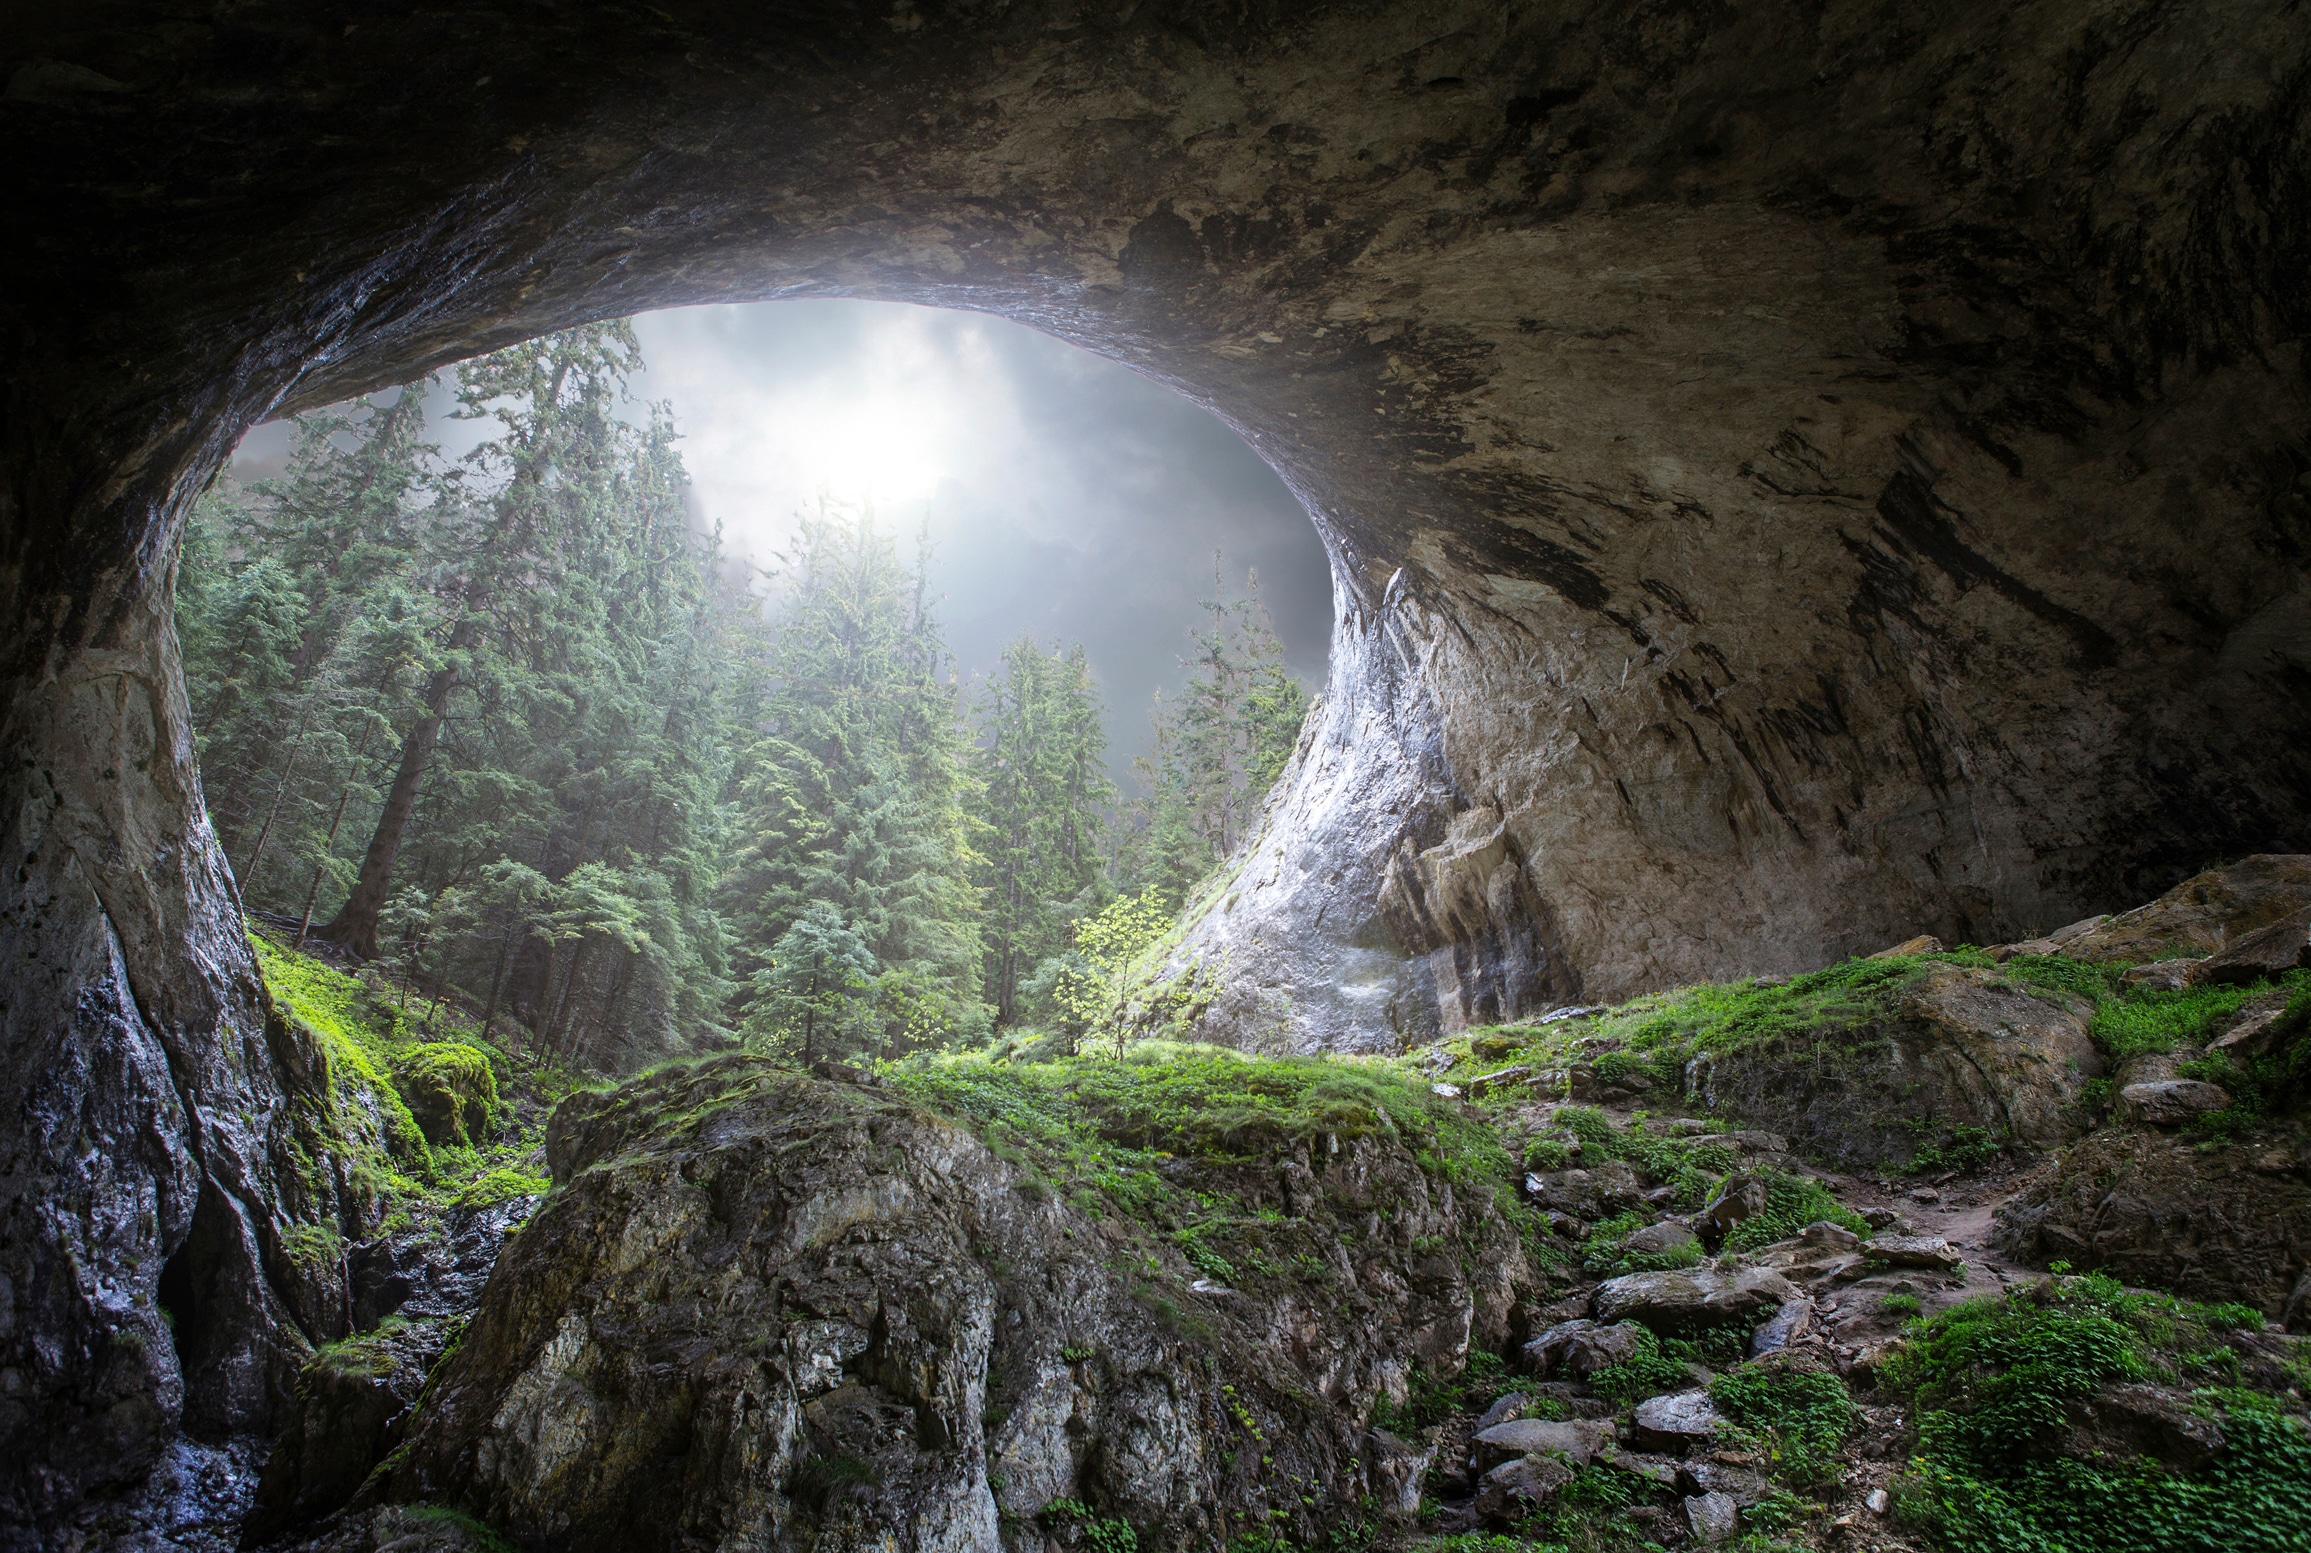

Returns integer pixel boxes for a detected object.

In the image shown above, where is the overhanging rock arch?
[4,0,2310,1527]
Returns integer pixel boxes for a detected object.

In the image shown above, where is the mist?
[229,300,1334,786]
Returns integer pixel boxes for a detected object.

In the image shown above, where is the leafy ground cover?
[1885,1272,2311,1553]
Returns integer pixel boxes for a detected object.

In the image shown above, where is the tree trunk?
[314,623,472,958]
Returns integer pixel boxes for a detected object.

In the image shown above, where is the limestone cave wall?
[3,0,2310,1527]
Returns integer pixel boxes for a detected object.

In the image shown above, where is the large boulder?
[388,1044,498,1149]
[1523,1319,1647,1380]
[1470,1417,1615,1471]
[1696,965,2102,1168]
[1473,1454,1574,1526]
[349,1056,1532,1553]
[1525,1160,1645,1221]
[1632,1391,1720,1452]
[2120,1080,2233,1127]
[1593,1267,1799,1334]
[2060,857,2311,965]
[1995,1128,2311,1313]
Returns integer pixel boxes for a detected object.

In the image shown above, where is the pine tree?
[971,636,1113,1023]
[722,503,986,1060]
[1110,560,1310,911]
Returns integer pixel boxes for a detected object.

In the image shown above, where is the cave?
[4,0,2309,1539]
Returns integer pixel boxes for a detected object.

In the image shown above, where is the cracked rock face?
[339,1056,1528,1553]
[4,2,2311,1523]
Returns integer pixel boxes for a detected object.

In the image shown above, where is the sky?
[229,300,1333,785]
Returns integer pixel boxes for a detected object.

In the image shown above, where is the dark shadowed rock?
[2063,1384,2225,1471]
[1685,1490,1740,1545]
[1363,1430,1434,1515]
[1697,1175,1771,1245]
[2121,1081,2234,1127]
[1474,1454,1574,1526]
[1996,1130,2311,1312]
[1527,1160,1646,1221]
[352,1056,1531,1552]
[1523,1319,1646,1379]
[245,1317,449,1543]
[2189,905,2311,987]
[1633,1391,1720,1451]
[2284,1275,2311,1334]
[9,1,2311,1535]
[1626,1221,1699,1258]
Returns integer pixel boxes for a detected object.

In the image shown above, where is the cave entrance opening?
[197,296,1335,1062]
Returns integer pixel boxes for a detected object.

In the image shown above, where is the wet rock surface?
[9,2,2311,1520]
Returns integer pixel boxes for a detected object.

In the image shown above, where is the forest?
[178,322,1311,1073]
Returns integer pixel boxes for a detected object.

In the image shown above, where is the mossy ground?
[1884,1272,2311,1553]
[890,1044,1537,1304]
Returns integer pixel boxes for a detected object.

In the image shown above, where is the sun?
[784,387,950,509]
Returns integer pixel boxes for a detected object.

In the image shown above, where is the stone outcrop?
[1696,964,2102,1168]
[7,4,2311,1529]
[2059,857,2311,966]
[310,1056,1536,1552]
[1994,1129,2311,1314]
[1593,1267,1799,1333]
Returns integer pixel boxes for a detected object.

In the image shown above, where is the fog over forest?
[230,299,1335,785]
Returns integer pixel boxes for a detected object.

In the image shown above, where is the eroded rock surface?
[337,1056,1534,1552]
[6,3,2311,1532]
[2059,857,2311,965]
[1697,965,2102,1168]
[1995,1129,2311,1313]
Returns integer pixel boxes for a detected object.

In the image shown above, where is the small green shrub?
[1711,1366,1856,1487]
[1522,1136,1570,1172]
[1587,1326,1693,1405]
[1884,1272,2311,1552]
[1902,1123,2004,1175]
[452,1166,549,1208]
[1042,1499,1138,1553]
[1880,1293,1924,1318]
[1718,1172,1869,1252]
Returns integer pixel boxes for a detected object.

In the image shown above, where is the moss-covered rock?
[389,1045,497,1149]
[245,1316,449,1543]
[368,1052,1541,1553]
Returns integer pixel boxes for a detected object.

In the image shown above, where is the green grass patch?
[1884,1272,2311,1553]
[452,1166,550,1209]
